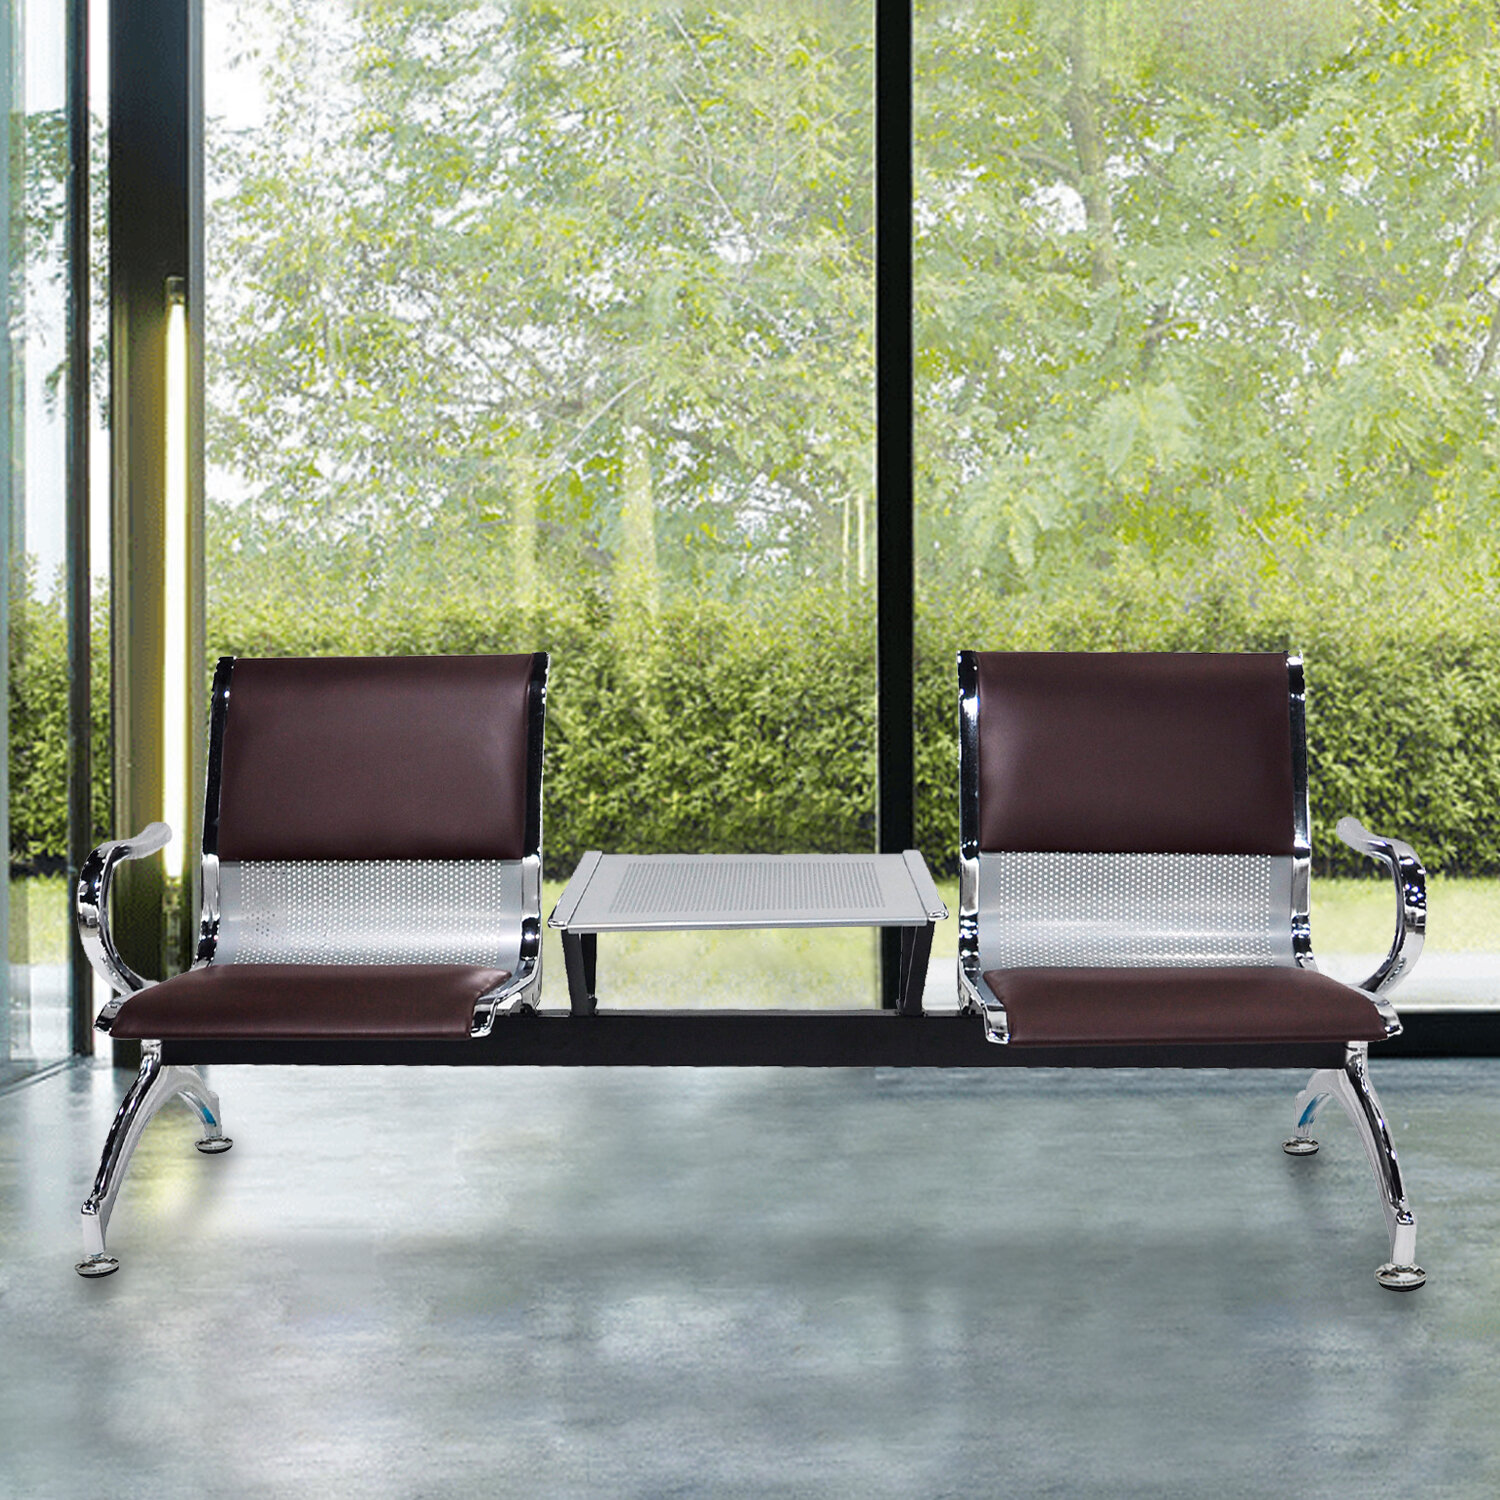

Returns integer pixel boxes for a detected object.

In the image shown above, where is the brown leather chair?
[957,650,1428,1289]
[74,652,549,1277]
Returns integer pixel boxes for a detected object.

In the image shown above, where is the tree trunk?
[616,425,660,632]
[1062,10,1119,292]
[510,440,539,615]
[856,487,867,586]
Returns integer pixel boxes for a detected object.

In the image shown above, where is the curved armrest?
[471,852,544,1035]
[958,951,1009,1044]
[1335,816,1426,997]
[469,949,541,1035]
[76,823,172,1015]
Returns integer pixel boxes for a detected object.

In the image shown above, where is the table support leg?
[562,931,597,1016]
[898,923,932,1016]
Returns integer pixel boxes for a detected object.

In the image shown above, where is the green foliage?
[7,566,110,872]
[915,0,1500,601]
[6,569,68,868]
[13,2,1500,920]
[209,573,876,868]
[207,0,874,601]
[150,0,1499,885]
[9,553,1498,879]
[211,523,1500,879]
[915,552,1500,877]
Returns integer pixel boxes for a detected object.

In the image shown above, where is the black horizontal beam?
[1377,1009,1500,1058]
[162,1013,1347,1071]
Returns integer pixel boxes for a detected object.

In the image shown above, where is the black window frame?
[108,0,919,1007]
[96,0,1500,1052]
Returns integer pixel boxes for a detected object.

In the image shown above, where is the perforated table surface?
[548,851,948,1015]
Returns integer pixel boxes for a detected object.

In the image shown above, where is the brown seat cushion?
[981,966,1389,1046]
[109,964,512,1040]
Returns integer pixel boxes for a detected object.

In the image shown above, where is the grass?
[535,872,1500,1009]
[914,877,1500,958]
[926,877,1498,957]
[8,875,70,966]
[1311,876,1500,954]
[539,879,880,1008]
[9,872,1497,1005]
[7,874,883,1007]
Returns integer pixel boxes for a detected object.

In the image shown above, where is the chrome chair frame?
[955,651,1428,1290]
[74,653,549,1277]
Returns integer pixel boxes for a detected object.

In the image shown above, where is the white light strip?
[163,282,188,880]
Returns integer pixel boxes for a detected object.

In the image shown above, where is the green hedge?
[211,585,880,866]
[914,574,1500,877]
[6,575,110,871]
[11,574,1500,877]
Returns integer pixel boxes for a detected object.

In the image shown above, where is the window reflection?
[914,0,1500,1009]
[204,1,881,1007]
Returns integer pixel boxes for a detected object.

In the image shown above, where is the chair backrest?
[196,653,548,970]
[958,650,1310,974]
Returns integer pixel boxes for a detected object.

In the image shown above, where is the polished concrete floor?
[2,1057,1499,1498]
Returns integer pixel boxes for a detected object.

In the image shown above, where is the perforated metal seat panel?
[214,859,524,970]
[976,851,1296,970]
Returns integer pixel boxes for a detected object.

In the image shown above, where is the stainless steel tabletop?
[549,851,948,933]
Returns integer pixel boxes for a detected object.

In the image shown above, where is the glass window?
[915,0,1500,1009]
[4,0,80,1076]
[204,0,879,1005]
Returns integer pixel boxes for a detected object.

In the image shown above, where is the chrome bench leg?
[1283,1071,1335,1156]
[1285,1045,1424,1291]
[177,1073,232,1154]
[77,1043,233,1278]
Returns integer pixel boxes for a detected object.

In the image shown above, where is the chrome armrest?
[470,852,543,1036]
[469,951,541,1037]
[958,951,1009,1044]
[1335,816,1426,998]
[77,822,172,1023]
[957,844,1007,1044]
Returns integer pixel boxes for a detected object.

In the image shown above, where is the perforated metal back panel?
[214,859,524,970]
[976,851,1295,970]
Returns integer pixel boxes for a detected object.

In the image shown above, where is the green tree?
[206,0,875,620]
[915,0,1500,599]
[194,0,1500,874]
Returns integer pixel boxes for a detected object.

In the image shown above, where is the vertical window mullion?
[875,0,914,1005]
[66,0,93,1055]
[108,0,193,1057]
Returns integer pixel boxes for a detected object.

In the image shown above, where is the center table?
[547,850,949,1015]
